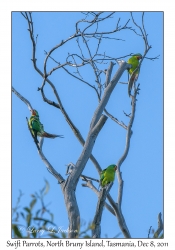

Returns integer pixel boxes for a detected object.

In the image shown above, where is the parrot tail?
[42,132,64,138]
[128,74,138,97]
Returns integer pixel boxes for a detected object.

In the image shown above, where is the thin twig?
[81,174,99,183]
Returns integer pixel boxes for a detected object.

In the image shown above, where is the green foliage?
[13,181,162,239]
[148,226,164,239]
[12,181,92,238]
[12,180,57,238]
[12,225,23,238]
[159,233,164,238]
[153,231,164,239]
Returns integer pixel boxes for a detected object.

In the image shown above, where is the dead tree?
[12,12,162,238]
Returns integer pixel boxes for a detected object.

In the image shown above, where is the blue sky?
[12,12,163,238]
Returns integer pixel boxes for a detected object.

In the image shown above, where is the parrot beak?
[115,165,117,171]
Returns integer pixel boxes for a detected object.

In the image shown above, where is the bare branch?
[82,180,115,216]
[12,86,33,112]
[145,55,160,61]
[79,32,102,95]
[92,183,113,238]
[115,84,139,211]
[81,174,99,183]
[38,146,65,185]
[77,12,115,35]
[82,179,131,237]
[104,108,127,129]
[123,111,131,117]
[130,12,145,39]
[20,12,27,19]
[90,61,128,129]
[127,13,154,98]
[142,12,149,46]
[63,115,108,237]
[66,164,100,182]
[118,91,135,141]
[104,61,115,87]
[67,114,108,184]
[130,12,152,68]
[43,50,99,94]
[62,66,99,95]
[118,82,128,84]
[21,12,44,77]
[106,193,131,238]
[46,62,68,77]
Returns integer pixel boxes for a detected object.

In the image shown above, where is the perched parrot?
[127,53,142,96]
[28,109,64,142]
[100,164,117,187]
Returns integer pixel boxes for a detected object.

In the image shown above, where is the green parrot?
[127,53,142,96]
[100,164,117,187]
[28,109,64,142]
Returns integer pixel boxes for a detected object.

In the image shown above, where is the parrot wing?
[31,119,42,132]
[28,117,42,138]
[100,168,106,187]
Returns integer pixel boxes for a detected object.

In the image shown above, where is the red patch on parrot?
[32,110,36,115]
